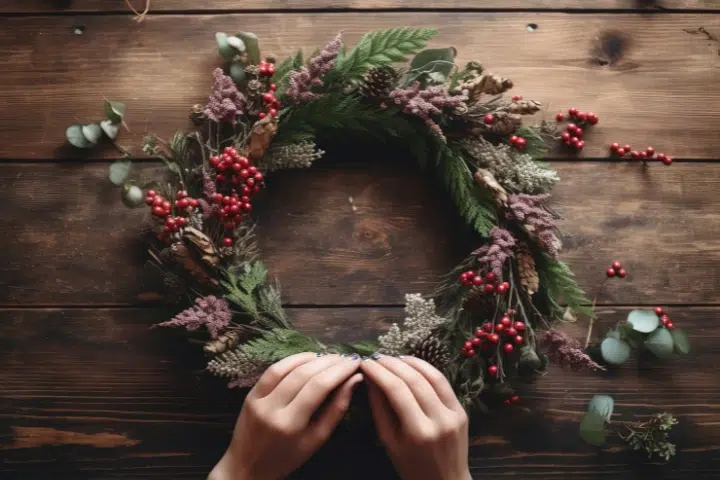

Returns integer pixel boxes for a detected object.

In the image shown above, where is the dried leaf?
[204,331,240,355]
[474,168,508,206]
[249,116,278,160]
[183,227,220,267]
[170,242,218,285]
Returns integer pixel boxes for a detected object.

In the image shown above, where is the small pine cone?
[507,99,542,115]
[204,331,240,355]
[411,336,451,369]
[244,65,260,77]
[246,79,262,96]
[360,66,399,99]
[517,244,539,295]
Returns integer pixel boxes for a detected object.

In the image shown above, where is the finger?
[250,352,317,399]
[287,356,362,420]
[375,355,447,416]
[307,372,363,443]
[266,354,345,407]
[367,381,398,444]
[360,358,426,424]
[400,356,462,411]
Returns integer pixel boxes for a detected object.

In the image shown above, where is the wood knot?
[353,218,393,249]
[590,30,632,67]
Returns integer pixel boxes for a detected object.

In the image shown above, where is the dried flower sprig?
[286,33,343,103]
[389,82,467,140]
[378,294,447,356]
[156,295,232,339]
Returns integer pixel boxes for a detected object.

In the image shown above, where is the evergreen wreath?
[81,27,690,457]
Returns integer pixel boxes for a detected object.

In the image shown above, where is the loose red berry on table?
[646,147,655,157]
[638,151,647,161]
[587,112,599,125]
[570,137,580,148]
[503,343,514,353]
[482,322,493,333]
[483,114,495,125]
[514,137,527,149]
[514,321,526,331]
[511,395,520,403]
[567,123,578,134]
[568,107,578,117]
[512,95,523,102]
[655,307,665,316]
[514,335,524,345]
[630,151,640,158]
[576,111,587,122]
[617,268,627,278]
[484,283,496,294]
[574,127,583,138]
[501,315,511,327]
[663,156,672,165]
[576,140,585,151]
[612,261,622,270]
[556,112,565,122]
[488,365,499,376]
[624,144,632,153]
[488,333,499,343]
[606,268,616,278]
[471,337,482,347]
[472,275,483,286]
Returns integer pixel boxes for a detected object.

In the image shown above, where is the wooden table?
[1,1,720,478]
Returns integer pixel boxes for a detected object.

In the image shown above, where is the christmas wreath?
[70,27,690,458]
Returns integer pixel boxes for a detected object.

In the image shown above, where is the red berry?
[239,169,250,179]
[471,337,482,347]
[145,196,154,206]
[263,92,275,103]
[176,198,190,209]
[238,157,250,168]
[221,237,233,247]
[587,112,598,125]
[570,136,580,147]
[484,283,496,294]
[501,316,511,327]
[165,218,177,229]
[660,314,670,324]
[606,268,616,278]
[617,268,627,278]
[567,123,578,134]
[612,261,622,270]
[246,178,256,187]
[472,275,483,286]
[221,196,231,205]
[568,107,578,116]
[254,172,264,182]
[229,205,240,215]
[515,335,524,345]
[248,166,258,175]
[507,308,516,315]
[482,323,493,333]
[630,150,640,158]
[514,137,526,149]
[503,343,514,354]
[210,193,222,204]
[459,272,470,282]
[189,198,199,208]
[561,132,571,142]
[663,156,672,166]
[147,189,157,198]
[216,174,226,182]
[488,365,499,375]
[475,329,486,338]
[269,83,277,91]
[610,143,620,152]
[509,135,519,145]
[504,399,512,406]
[258,112,267,119]
[576,111,587,122]
[496,283,508,295]
[483,114,495,125]
[152,206,166,216]
[241,203,252,212]
[666,322,674,329]
[574,127,583,138]
[646,147,655,157]
[511,395,520,403]
[638,151,647,160]
[269,108,278,117]
[488,333,499,343]
[484,272,497,282]
[210,156,220,167]
[512,95,523,102]
[495,323,505,333]
[506,327,518,337]
[555,112,565,122]
[162,200,171,210]
[624,144,632,153]
[177,190,188,199]
[464,341,473,350]
[514,321,526,331]
[466,349,477,357]
[655,307,664,316]
[576,140,585,151]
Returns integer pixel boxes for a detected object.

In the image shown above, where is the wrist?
[208,452,251,480]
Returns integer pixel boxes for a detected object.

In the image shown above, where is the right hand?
[361,355,471,480]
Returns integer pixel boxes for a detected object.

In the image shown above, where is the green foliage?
[588,395,614,421]
[336,340,380,355]
[104,100,126,125]
[536,256,593,318]
[600,336,631,365]
[334,28,437,84]
[644,328,674,359]
[109,160,132,186]
[215,32,236,61]
[671,328,690,355]
[406,47,456,86]
[222,262,292,330]
[243,328,323,362]
[236,32,260,65]
[515,124,552,162]
[274,49,304,97]
[579,411,607,446]
[627,310,659,333]
[622,413,678,461]
[437,146,497,236]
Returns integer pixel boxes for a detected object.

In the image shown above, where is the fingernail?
[316,352,324,357]
[339,353,347,358]
[397,355,405,359]
[371,352,381,361]
[351,353,360,360]
[361,356,370,362]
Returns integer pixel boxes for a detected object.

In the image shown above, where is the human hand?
[361,355,470,480]
[209,352,363,480]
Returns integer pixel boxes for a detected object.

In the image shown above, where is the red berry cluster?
[503,395,520,406]
[258,83,281,119]
[654,307,675,330]
[508,134,527,150]
[458,271,510,295]
[257,60,275,77]
[605,260,627,279]
[511,95,523,102]
[609,143,672,166]
[145,189,200,241]
[209,146,265,246]
[460,311,526,358]
[556,108,599,152]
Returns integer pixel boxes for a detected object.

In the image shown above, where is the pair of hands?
[209,352,470,480]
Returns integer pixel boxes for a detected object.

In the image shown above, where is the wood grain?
[0,307,717,478]
[1,0,717,13]
[1,162,719,306]
[0,14,719,158]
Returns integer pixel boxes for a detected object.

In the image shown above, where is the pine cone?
[517,244,539,295]
[411,336,451,370]
[360,66,399,99]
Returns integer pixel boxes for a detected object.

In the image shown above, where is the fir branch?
[242,328,324,361]
[221,262,268,325]
[256,282,291,330]
[515,123,556,162]
[333,28,436,85]
[437,145,497,236]
[536,255,593,318]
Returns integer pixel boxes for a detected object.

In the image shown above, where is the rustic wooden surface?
[1,2,719,479]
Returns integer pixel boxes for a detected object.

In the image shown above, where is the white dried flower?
[207,346,265,380]
[258,141,325,172]
[378,293,447,356]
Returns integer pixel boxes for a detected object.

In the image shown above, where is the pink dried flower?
[202,169,216,199]
[472,227,516,278]
[156,295,232,339]
[390,82,467,140]
[286,32,343,103]
[507,193,562,257]
[204,68,247,124]
[538,329,604,371]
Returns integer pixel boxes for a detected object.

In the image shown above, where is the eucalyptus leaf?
[600,337,631,365]
[236,32,260,65]
[227,36,246,52]
[644,327,674,359]
[519,345,543,369]
[100,119,120,140]
[109,160,132,186]
[104,100,126,124]
[229,61,247,85]
[606,330,622,341]
[82,123,103,145]
[579,411,607,447]
[410,47,456,78]
[618,323,646,349]
[671,328,691,355]
[216,32,235,61]
[627,310,660,333]
[66,124,91,148]
[587,395,614,421]
[121,184,145,208]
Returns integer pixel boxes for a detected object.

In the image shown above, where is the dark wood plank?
[1,0,717,13]
[0,307,717,478]
[0,14,719,158]
[1,162,719,306]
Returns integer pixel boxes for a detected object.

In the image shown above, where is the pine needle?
[536,255,593,318]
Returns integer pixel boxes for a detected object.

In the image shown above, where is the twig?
[584,278,608,349]
[124,0,151,22]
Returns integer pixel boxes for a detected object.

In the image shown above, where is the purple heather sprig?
[538,329,604,371]
[506,193,562,257]
[204,68,247,124]
[285,32,343,103]
[156,295,232,339]
[472,227,517,278]
[389,82,467,140]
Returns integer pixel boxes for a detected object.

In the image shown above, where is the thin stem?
[584,278,609,349]
[124,0,151,22]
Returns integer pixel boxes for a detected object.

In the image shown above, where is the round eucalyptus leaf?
[109,160,132,186]
[230,61,247,85]
[644,327,675,359]
[579,412,607,447]
[66,124,91,148]
[104,99,126,125]
[587,395,614,421]
[671,328,690,355]
[82,123,103,145]
[605,330,622,341]
[227,36,246,51]
[216,32,236,61]
[236,32,260,65]
[627,310,660,333]
[121,184,145,208]
[600,337,631,365]
[100,119,120,140]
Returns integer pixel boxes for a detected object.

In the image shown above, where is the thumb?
[308,372,363,445]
